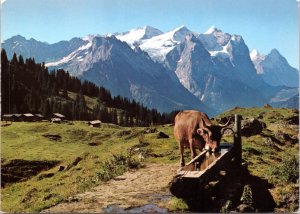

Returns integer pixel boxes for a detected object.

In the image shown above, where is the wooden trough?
[170,114,242,198]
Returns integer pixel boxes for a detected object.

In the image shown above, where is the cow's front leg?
[189,138,196,159]
[180,142,185,167]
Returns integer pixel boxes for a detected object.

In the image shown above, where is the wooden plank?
[181,146,233,178]
[234,114,242,165]
[186,150,208,166]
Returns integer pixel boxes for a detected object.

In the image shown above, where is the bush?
[95,152,141,182]
[240,185,253,206]
[272,156,299,183]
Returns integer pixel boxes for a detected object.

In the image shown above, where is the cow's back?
[174,110,203,142]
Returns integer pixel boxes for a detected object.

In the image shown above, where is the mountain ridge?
[2,25,298,113]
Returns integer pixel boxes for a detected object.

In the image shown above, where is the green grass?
[216,106,296,126]
[166,197,189,212]
[1,121,177,212]
[1,107,298,212]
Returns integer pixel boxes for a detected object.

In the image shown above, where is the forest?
[1,49,178,126]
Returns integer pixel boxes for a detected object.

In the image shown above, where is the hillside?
[1,107,298,212]
[1,49,176,126]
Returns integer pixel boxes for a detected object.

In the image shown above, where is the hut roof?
[2,114,14,118]
[23,113,35,117]
[53,113,65,118]
[88,120,102,125]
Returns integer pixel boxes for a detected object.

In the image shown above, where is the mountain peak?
[267,49,286,62]
[142,25,163,37]
[269,48,281,57]
[169,25,192,41]
[6,35,27,42]
[174,25,188,31]
[204,25,222,34]
[116,26,163,47]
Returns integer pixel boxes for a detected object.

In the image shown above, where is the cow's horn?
[218,119,231,128]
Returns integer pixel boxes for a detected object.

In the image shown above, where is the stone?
[42,133,62,141]
[58,165,65,171]
[241,118,265,137]
[263,103,272,108]
[157,131,169,138]
[144,127,157,134]
[237,204,254,212]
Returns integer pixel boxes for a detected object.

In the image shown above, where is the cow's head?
[197,119,231,151]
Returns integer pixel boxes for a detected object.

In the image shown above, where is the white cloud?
[1,0,6,5]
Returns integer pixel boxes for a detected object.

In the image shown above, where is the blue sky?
[1,0,299,68]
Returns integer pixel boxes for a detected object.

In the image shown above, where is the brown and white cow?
[174,110,230,167]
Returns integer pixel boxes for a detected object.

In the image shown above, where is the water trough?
[170,114,242,198]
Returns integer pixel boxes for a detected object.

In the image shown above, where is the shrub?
[240,185,253,206]
[95,152,141,182]
[272,156,299,183]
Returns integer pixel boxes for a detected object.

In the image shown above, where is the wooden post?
[234,114,242,165]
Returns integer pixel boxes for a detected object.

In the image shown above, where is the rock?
[157,131,169,138]
[274,131,298,144]
[72,157,83,166]
[37,173,55,180]
[219,116,234,124]
[221,116,266,137]
[257,112,265,119]
[263,103,272,108]
[42,133,62,141]
[144,127,157,134]
[114,130,132,137]
[275,131,291,141]
[241,118,265,137]
[285,115,299,125]
[88,141,102,146]
[58,166,65,171]
[237,204,254,212]
[264,137,282,151]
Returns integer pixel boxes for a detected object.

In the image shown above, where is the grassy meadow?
[1,107,299,212]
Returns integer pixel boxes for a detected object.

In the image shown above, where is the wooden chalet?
[53,113,65,119]
[35,114,44,121]
[14,114,23,121]
[2,114,15,122]
[88,120,102,127]
[51,118,62,123]
[23,113,35,122]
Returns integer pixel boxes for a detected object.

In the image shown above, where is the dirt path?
[43,163,178,213]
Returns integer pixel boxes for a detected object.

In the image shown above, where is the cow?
[174,110,230,167]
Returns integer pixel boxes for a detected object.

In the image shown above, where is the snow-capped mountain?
[198,26,231,54]
[45,35,212,114]
[198,27,264,87]
[116,25,195,63]
[139,25,195,63]
[250,49,299,87]
[164,34,266,111]
[116,26,163,48]
[2,25,298,114]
